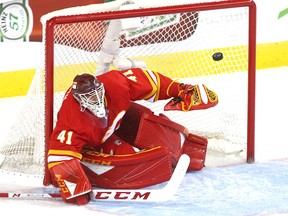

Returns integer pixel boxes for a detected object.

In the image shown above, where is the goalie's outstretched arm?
[117,68,218,111]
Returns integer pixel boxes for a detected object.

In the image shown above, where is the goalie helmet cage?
[0,0,256,186]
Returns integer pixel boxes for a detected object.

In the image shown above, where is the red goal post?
[0,0,256,186]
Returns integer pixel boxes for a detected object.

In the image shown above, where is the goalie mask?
[72,73,108,126]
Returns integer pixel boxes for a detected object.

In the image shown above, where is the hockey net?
[0,0,256,184]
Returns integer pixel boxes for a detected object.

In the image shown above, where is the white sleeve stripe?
[146,94,156,102]
[47,155,75,163]
[145,69,158,102]
[145,69,158,86]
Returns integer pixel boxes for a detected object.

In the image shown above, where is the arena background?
[0,0,287,98]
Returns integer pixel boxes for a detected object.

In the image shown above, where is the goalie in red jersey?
[48,68,218,205]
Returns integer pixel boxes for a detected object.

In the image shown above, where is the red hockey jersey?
[47,68,181,163]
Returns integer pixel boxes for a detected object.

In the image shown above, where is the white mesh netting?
[0,0,252,178]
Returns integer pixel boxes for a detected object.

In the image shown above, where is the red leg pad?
[135,113,188,167]
[182,133,208,171]
[81,146,172,189]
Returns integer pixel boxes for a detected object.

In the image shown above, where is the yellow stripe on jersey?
[154,72,161,101]
[141,69,157,100]
[48,161,63,169]
[166,81,179,97]
[48,149,83,160]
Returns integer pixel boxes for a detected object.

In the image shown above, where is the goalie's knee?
[182,133,208,171]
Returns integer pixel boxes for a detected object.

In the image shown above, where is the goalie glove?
[49,158,92,205]
[164,83,218,111]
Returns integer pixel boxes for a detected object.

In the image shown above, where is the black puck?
[212,52,223,61]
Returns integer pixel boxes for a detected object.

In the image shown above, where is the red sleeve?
[117,68,181,102]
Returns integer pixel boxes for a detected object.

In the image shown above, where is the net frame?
[42,0,256,185]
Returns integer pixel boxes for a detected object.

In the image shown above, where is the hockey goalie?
[47,68,218,205]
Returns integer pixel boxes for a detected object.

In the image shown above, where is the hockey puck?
[212,52,223,61]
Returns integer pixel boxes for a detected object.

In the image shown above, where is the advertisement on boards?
[0,0,104,42]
